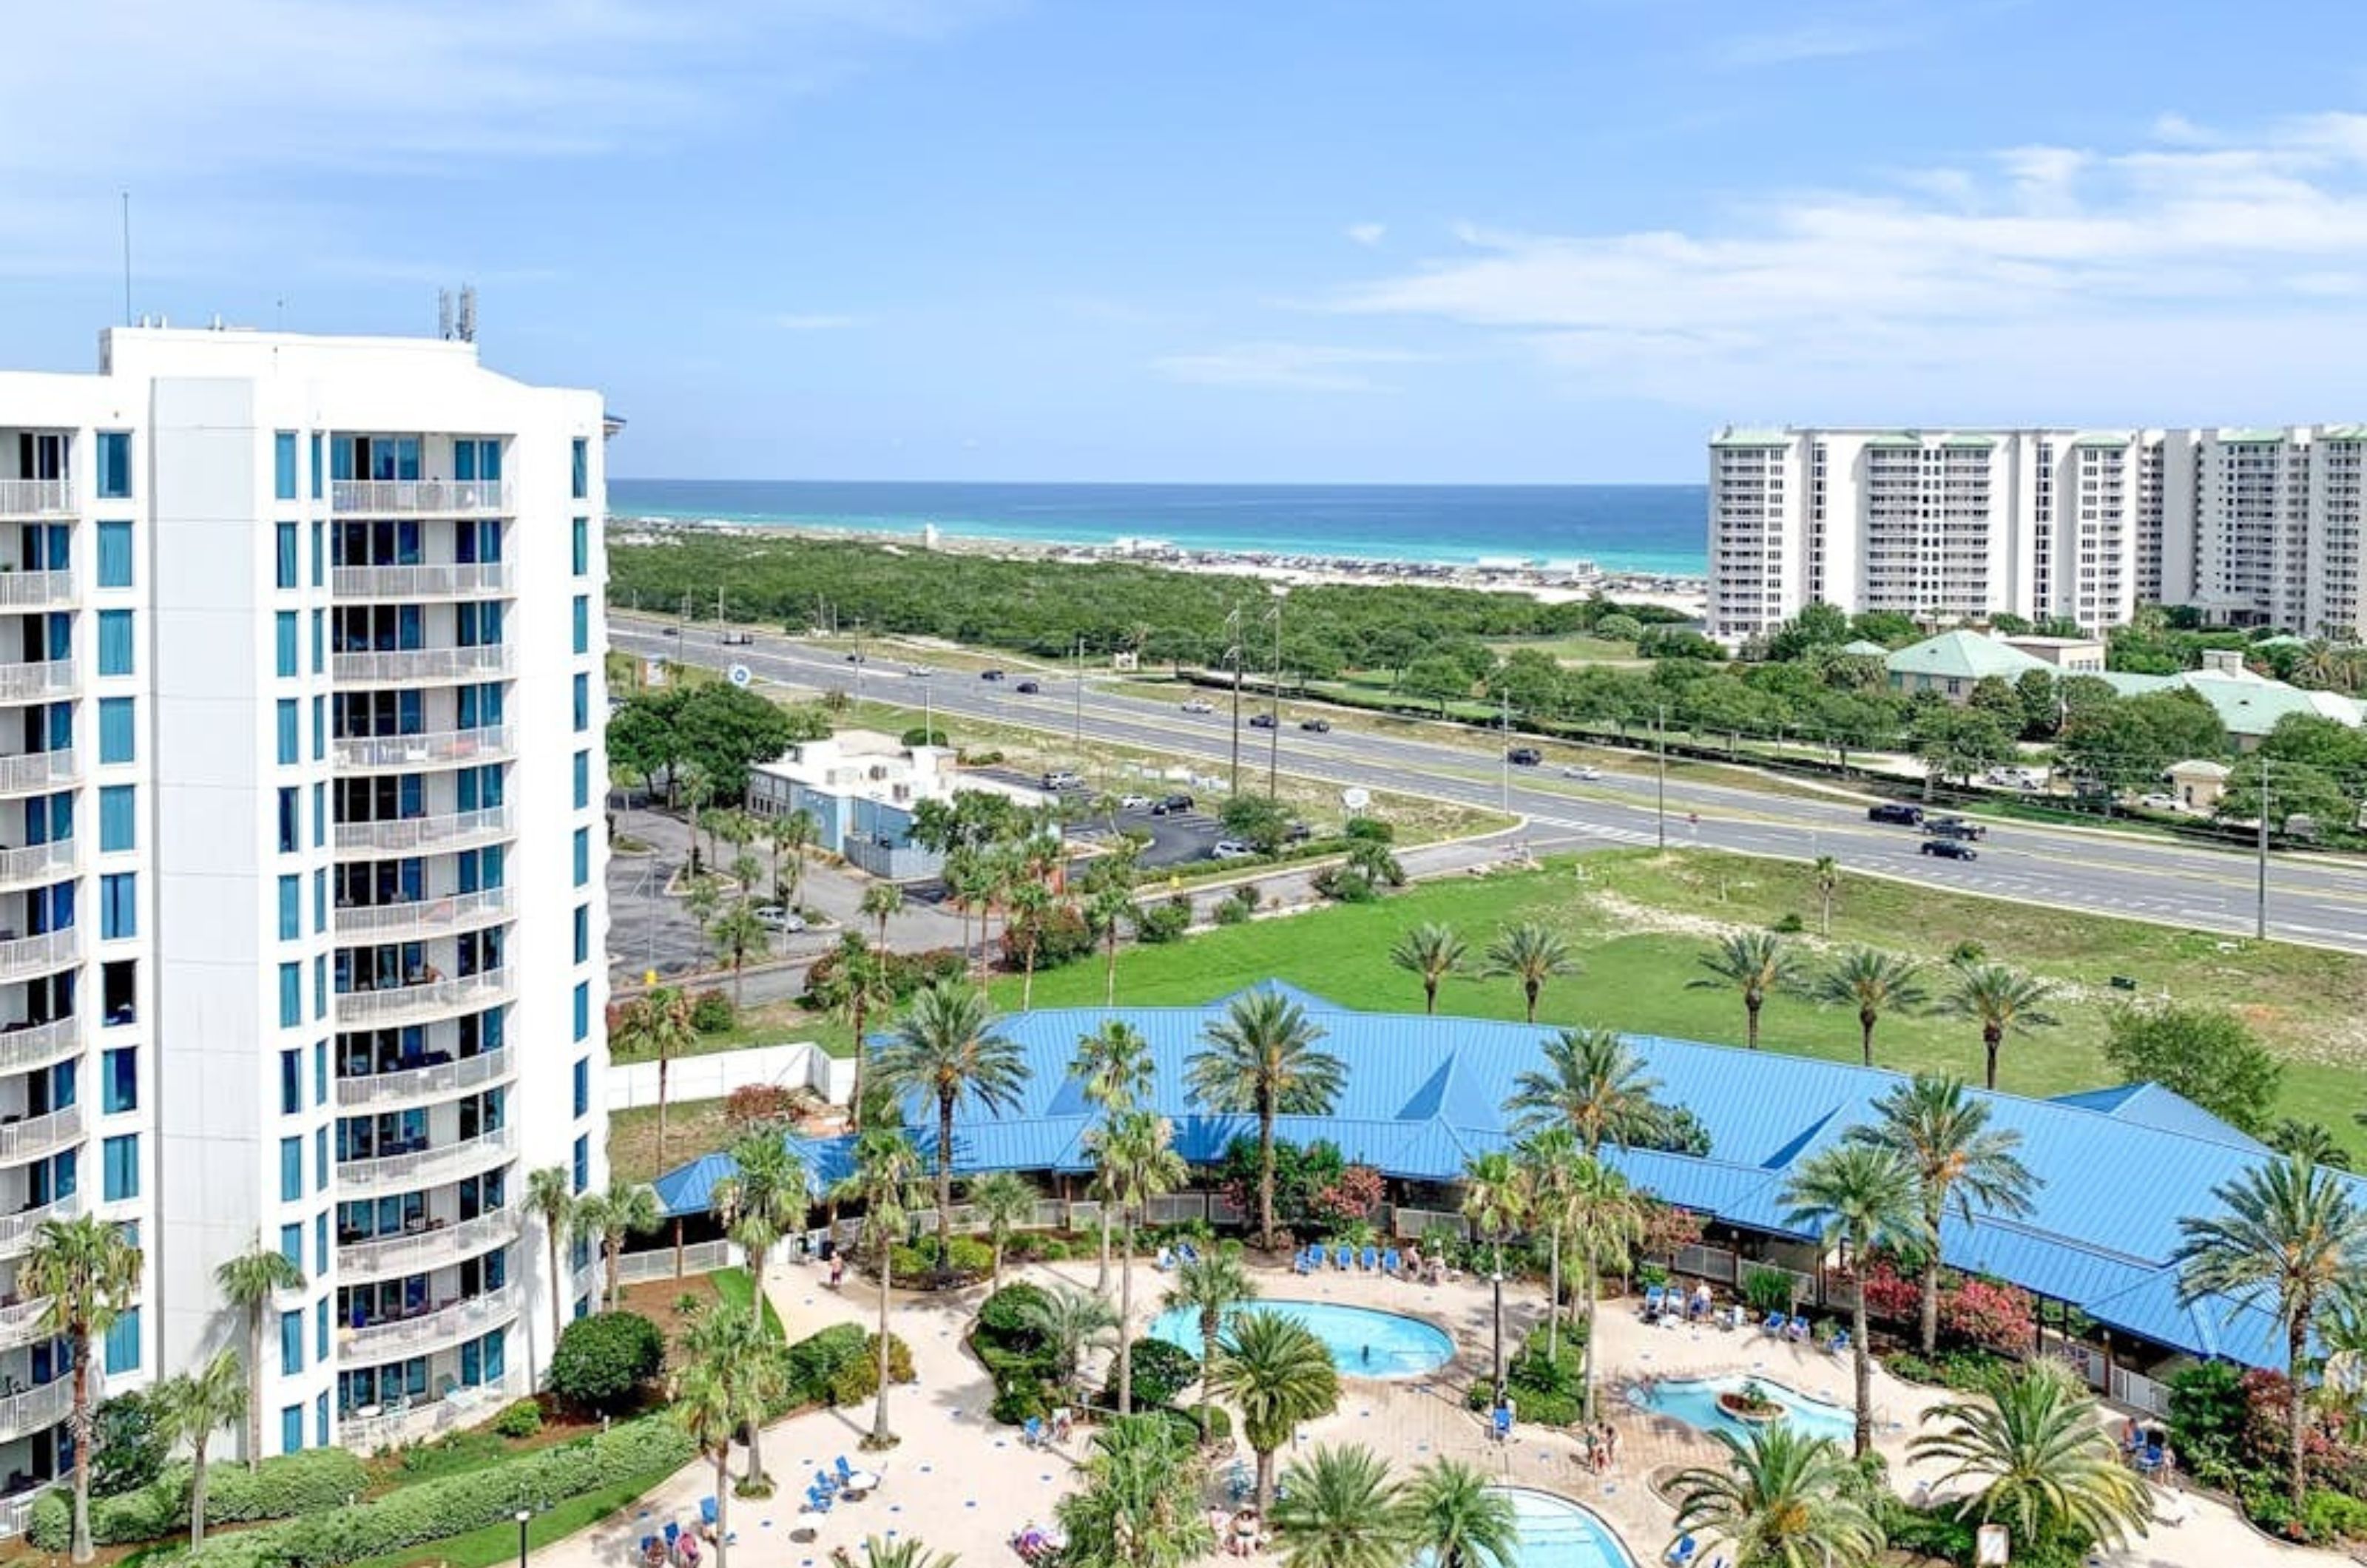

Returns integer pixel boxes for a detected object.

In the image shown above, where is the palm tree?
[710,1132,809,1291]
[213,1238,303,1473]
[2174,1152,2367,1518]
[1910,1359,2150,1556]
[1504,1025,1664,1158]
[612,985,697,1167]
[682,1301,786,1492]
[1056,1413,1218,1568]
[2268,1118,2354,1171]
[1849,1074,2039,1355]
[860,878,905,947]
[1390,923,1468,1014]
[1005,879,1054,1008]
[1939,960,2060,1089]
[1164,1245,1257,1433]
[1482,922,1576,1022]
[874,982,1031,1270]
[1087,882,1136,1007]
[1401,1458,1518,1568]
[707,899,770,1005]
[675,1354,743,1568]
[1813,854,1841,936]
[768,808,819,907]
[817,935,897,1129]
[968,1170,1039,1288]
[1688,930,1806,1050]
[27,1215,143,1563]
[526,1165,578,1366]
[1781,1144,1919,1459]
[154,1348,246,1547]
[858,1539,959,1568]
[845,1129,924,1450]
[1269,1444,1408,1568]
[1186,992,1343,1250]
[1073,1019,1157,1292]
[1019,1284,1121,1408]
[1209,1309,1342,1513]
[1564,1157,1641,1423]
[1667,1425,1883,1568]
[1811,948,1929,1069]
[1094,1110,1187,1413]
[1460,1151,1527,1400]
[1513,1129,1584,1364]
[573,1180,662,1308]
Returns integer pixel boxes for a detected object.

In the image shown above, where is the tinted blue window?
[315,1213,328,1275]
[573,595,590,655]
[314,783,325,849]
[102,1134,138,1200]
[572,673,589,732]
[314,1040,327,1105]
[97,522,133,588]
[275,523,298,589]
[573,827,589,887]
[573,1057,589,1118]
[98,699,135,764]
[570,439,589,500]
[281,1405,303,1457]
[571,517,588,575]
[311,521,324,588]
[314,956,326,1023]
[280,1223,301,1268]
[314,868,326,934]
[102,1048,136,1113]
[311,609,324,675]
[573,905,590,965]
[105,1308,141,1375]
[276,700,298,766]
[99,785,135,852]
[277,873,299,940]
[280,1308,303,1374]
[280,1136,300,1201]
[97,610,134,676]
[275,612,297,678]
[573,751,590,811]
[279,962,301,1029]
[312,695,324,762]
[274,433,298,501]
[97,433,132,499]
[316,1300,328,1362]
[315,1126,327,1192]
[309,434,323,501]
[573,981,590,1041]
[277,787,298,853]
[572,1134,589,1193]
[279,1049,300,1115]
[100,873,135,939]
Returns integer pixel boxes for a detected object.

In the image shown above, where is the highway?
[612,615,2367,953]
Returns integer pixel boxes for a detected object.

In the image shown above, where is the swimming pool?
[1495,1487,1639,1568]
[1635,1374,1857,1446]
[1145,1300,1453,1378]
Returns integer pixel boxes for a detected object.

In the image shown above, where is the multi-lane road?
[613,615,2367,953]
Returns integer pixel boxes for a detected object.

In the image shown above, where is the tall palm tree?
[611,985,697,1167]
[1094,1111,1187,1413]
[1186,992,1344,1249]
[968,1170,1039,1289]
[706,899,770,1005]
[1812,854,1841,936]
[1564,1157,1642,1424]
[1209,1310,1342,1513]
[1391,922,1468,1014]
[768,808,819,907]
[1005,880,1055,1008]
[2174,1152,2367,1519]
[682,1301,786,1491]
[1460,1152,1527,1400]
[1164,1245,1257,1432]
[1667,1426,1883,1568]
[1019,1284,1121,1408]
[710,1132,809,1290]
[27,1214,143,1563]
[845,1129,923,1450]
[1813,948,1930,1069]
[859,1539,959,1568]
[1073,1020,1157,1293]
[1401,1458,1518,1568]
[874,982,1032,1268]
[1849,1074,2039,1355]
[1087,882,1136,1007]
[1482,922,1576,1022]
[1688,930,1806,1050]
[1055,1413,1217,1568]
[1269,1444,1408,1568]
[526,1165,578,1365]
[1910,1359,2150,1556]
[154,1347,246,1547]
[1781,1144,1919,1459]
[1504,1025,1664,1158]
[675,1355,744,1568]
[817,935,897,1129]
[213,1238,303,1473]
[1513,1129,1585,1364]
[860,878,905,947]
[573,1180,662,1308]
[1938,960,2060,1089]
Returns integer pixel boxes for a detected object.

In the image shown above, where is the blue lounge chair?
[1490,1405,1513,1442]
[1381,1248,1401,1274]
[816,1470,840,1496]
[1022,1416,1044,1448]
[664,1522,681,1552]
[805,1487,832,1515]
[1642,1285,1667,1317]
[1666,1535,1697,1566]
[2136,1445,2165,1477]
[1178,1241,1200,1265]
[1360,1246,1380,1271]
[1827,1330,1850,1356]
[1760,1311,1785,1335]
[700,1498,719,1530]
[836,1456,854,1480]
[1787,1314,1811,1342]
[1334,1244,1353,1270]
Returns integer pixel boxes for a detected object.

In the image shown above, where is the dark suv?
[1151,793,1195,816]
[1922,817,1986,841]
[1919,838,1978,862]
[1867,802,1924,826]
[1506,746,1542,766]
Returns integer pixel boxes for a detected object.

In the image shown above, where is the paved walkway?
[532,1254,2343,1568]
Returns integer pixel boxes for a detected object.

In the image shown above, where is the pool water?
[1637,1374,1857,1446]
[1145,1300,1453,1378]
[1498,1487,1639,1568]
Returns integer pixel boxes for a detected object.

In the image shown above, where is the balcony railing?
[337,1045,513,1109]
[339,1363,524,1451]
[336,968,513,1027]
[0,840,73,891]
[331,480,512,516]
[331,562,515,601]
[0,930,79,984]
[334,806,513,859]
[0,1378,70,1441]
[0,1192,80,1258]
[332,645,514,685]
[338,1209,522,1282]
[0,1018,79,1075]
[333,726,515,772]
[0,1296,54,1352]
[0,1104,82,1165]
[0,662,74,704]
[0,572,75,609]
[331,886,513,942]
[0,751,75,796]
[341,1285,521,1360]
[337,1125,515,1192]
[0,481,72,519]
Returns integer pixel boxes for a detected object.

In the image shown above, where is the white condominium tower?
[0,325,611,1521]
[1706,425,2367,644]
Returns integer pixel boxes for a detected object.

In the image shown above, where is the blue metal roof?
[653,997,2342,1371]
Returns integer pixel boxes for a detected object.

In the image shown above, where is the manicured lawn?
[611,1099,736,1185]
[712,1265,789,1339]
[993,848,2367,1161]
[1485,633,1644,666]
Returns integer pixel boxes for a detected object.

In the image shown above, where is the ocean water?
[608,479,1709,578]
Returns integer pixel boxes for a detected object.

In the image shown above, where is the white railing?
[338,1125,515,1192]
[332,645,514,684]
[337,968,514,1027]
[0,1297,53,1352]
[340,1209,524,1282]
[340,1363,524,1451]
[331,479,512,516]
[0,1193,80,1258]
[331,886,513,940]
[0,1018,78,1075]
[334,806,513,857]
[337,1047,513,1109]
[332,562,514,600]
[617,1239,737,1283]
[0,751,75,794]
[0,481,71,518]
[0,929,80,982]
[0,662,73,703]
[0,1379,71,1440]
[1672,1244,1740,1285]
[334,726,514,770]
[0,840,73,888]
[342,1288,520,1360]
[0,572,75,608]
[0,1485,50,1540]
[0,1104,83,1164]
[1391,1206,1470,1241]
[2110,1365,2173,1419]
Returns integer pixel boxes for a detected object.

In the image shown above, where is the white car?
[1118,794,1152,811]
[1212,840,1256,859]
[752,905,806,933]
[1180,699,1215,714]
[1561,764,1602,780]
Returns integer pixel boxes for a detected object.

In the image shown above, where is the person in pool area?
[1361,1344,1372,1365]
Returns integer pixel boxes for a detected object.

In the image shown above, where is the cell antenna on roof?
[456,285,477,344]
[437,288,453,341]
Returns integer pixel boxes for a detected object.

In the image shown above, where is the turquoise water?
[1146,1300,1453,1379]
[1499,1487,1640,1568]
[1637,1375,1856,1446]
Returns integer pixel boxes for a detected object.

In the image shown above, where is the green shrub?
[1098,1339,1200,1410]
[1460,1324,1584,1427]
[27,1449,369,1550]
[491,1398,544,1439]
[1193,1404,1233,1444]
[989,1381,1050,1425]
[1131,896,1192,944]
[977,1283,1053,1346]
[2168,1359,2249,1487]
[397,1430,507,1478]
[1211,898,1249,926]
[901,726,949,747]
[1344,817,1394,844]
[92,1390,170,1498]
[784,1322,870,1407]
[549,1311,665,1414]
[2306,1489,2367,1544]
[1771,912,1806,934]
[891,1234,992,1285]
[825,1333,917,1407]
[1741,1265,1795,1317]
[1884,1349,2000,1393]
[689,988,736,1032]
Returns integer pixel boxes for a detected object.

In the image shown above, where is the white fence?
[617,1239,740,1283]
[607,1041,853,1111]
[2110,1365,2174,1419]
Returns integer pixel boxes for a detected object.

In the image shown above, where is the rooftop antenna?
[437,288,454,341]
[456,285,476,344]
[120,191,132,327]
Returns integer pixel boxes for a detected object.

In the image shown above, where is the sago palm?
[1186,992,1343,1248]
[1164,1243,1257,1431]
[1688,930,1806,1050]
[27,1214,143,1564]
[1269,1444,1408,1568]
[1781,1143,1919,1458]
[859,1539,959,1568]
[213,1238,303,1473]
[1482,922,1576,1022]
[1910,1359,2150,1555]
[1210,1310,1341,1513]
[1402,1458,1518,1568]
[1813,948,1930,1069]
[1074,1019,1157,1291]
[1391,922,1468,1014]
[155,1348,246,1547]
[1939,960,2059,1089]
[968,1169,1039,1289]
[1019,1284,1121,1408]
[874,981,1032,1269]
[1094,1110,1187,1413]
[1667,1425,1883,1568]
[1055,1413,1217,1568]
[1461,1151,1527,1400]
[1503,1025,1664,1157]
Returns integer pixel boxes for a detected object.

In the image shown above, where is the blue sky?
[9,1,2367,481]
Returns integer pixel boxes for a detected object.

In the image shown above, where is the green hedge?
[28,1448,369,1550]
[184,1416,696,1568]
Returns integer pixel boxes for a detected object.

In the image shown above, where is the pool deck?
[532,1252,2349,1568]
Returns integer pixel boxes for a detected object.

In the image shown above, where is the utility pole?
[1656,703,1669,851]
[1499,692,1512,814]
[1073,635,1085,757]
[2256,756,2270,941]
[1266,594,1284,800]
[1226,604,1243,797]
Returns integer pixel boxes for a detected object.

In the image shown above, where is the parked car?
[1212,840,1255,859]
[661,626,681,637]
[843,650,865,663]
[1249,712,1277,729]
[752,905,808,932]
[1506,746,1542,766]
[720,630,751,646]
[1922,817,1986,841]
[980,669,1007,681]
[1041,770,1084,790]
[1298,717,1331,732]
[1015,679,1041,694]
[1868,802,1925,825]
[1117,794,1152,811]
[906,663,935,676]
[1285,822,1314,842]
[1180,699,1215,714]
[1151,793,1195,816]
[1561,763,1602,780]
[1919,839,1978,861]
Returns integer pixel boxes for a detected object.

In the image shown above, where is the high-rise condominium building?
[1706,425,2367,645]
[0,325,611,1525]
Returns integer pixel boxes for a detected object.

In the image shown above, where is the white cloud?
[1345,223,1388,247]
[1714,21,1909,69]
[1151,342,1425,393]
[770,313,865,331]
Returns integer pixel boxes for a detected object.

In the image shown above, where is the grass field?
[1486,632,1646,666]
[993,848,2367,1161]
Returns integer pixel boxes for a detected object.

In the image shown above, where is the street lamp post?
[1266,590,1286,800]
[1499,692,1512,814]
[515,1508,532,1568]
[1655,703,1669,850]
[1225,604,1244,796]
[1073,635,1086,757]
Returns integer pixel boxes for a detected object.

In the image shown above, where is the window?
[98,610,134,676]
[573,981,590,1041]
[316,1299,328,1362]
[573,672,589,732]
[311,520,324,588]
[276,700,298,766]
[102,1134,139,1201]
[314,782,325,848]
[311,609,323,675]
[100,785,135,852]
[309,433,323,501]
[102,1048,136,1114]
[312,695,325,762]
[574,905,590,965]
[571,517,588,575]
[281,1406,303,1458]
[275,523,298,589]
[571,438,589,500]
[573,595,590,655]
[279,962,301,1029]
[98,521,133,588]
[271,873,298,941]
[277,786,298,853]
[280,1136,301,1201]
[314,955,326,1022]
[315,1213,328,1275]
[105,1308,141,1376]
[280,1308,303,1376]
[314,868,326,934]
[100,873,135,940]
[275,612,297,678]
[96,432,133,498]
[314,1040,327,1106]
[573,1057,590,1118]
[274,433,299,501]
[279,1223,301,1268]
[279,1049,300,1115]
[573,827,589,888]
[316,1126,328,1192]
[573,750,590,811]
[572,1134,589,1193]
